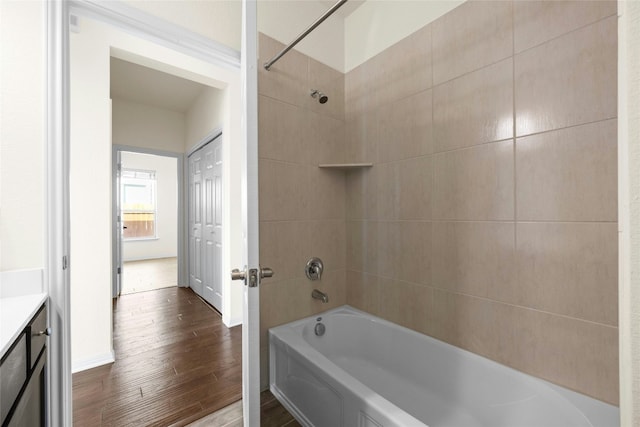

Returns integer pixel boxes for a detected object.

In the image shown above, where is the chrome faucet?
[312,289,329,303]
[306,257,324,281]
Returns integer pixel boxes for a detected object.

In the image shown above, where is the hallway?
[122,257,178,295]
[72,287,242,426]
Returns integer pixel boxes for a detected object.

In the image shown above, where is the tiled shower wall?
[257,34,348,387]
[345,0,618,404]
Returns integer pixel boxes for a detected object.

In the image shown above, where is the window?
[122,169,157,240]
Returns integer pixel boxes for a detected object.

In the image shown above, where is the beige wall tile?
[433,141,514,220]
[516,119,617,222]
[307,167,346,220]
[346,220,378,275]
[310,220,346,272]
[345,55,381,116]
[514,0,617,53]
[260,278,310,343]
[346,220,364,272]
[515,222,618,326]
[346,270,380,316]
[345,172,364,220]
[258,95,307,163]
[344,110,378,164]
[346,168,377,220]
[258,34,308,107]
[378,277,433,335]
[397,156,433,221]
[258,159,308,221]
[375,221,398,279]
[376,158,433,222]
[308,58,345,120]
[495,303,619,404]
[378,90,433,163]
[432,1,513,85]
[375,221,430,285]
[377,24,432,106]
[306,110,345,165]
[432,221,515,299]
[515,16,617,136]
[433,58,513,153]
[259,220,307,282]
[393,221,432,285]
[375,162,398,221]
[431,290,499,361]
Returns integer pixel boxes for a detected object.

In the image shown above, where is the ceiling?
[110,57,214,113]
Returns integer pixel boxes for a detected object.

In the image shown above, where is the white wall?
[344,0,463,72]
[120,152,178,261]
[258,0,345,72]
[185,87,225,151]
[0,0,45,271]
[70,15,244,371]
[619,0,640,424]
[70,16,115,370]
[112,98,185,153]
[124,0,242,52]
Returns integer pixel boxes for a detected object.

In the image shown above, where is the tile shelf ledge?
[318,163,373,170]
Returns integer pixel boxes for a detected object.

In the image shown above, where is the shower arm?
[263,0,348,71]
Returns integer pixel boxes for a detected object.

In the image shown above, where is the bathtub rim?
[268,304,619,427]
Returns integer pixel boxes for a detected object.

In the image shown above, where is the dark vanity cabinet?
[0,304,47,427]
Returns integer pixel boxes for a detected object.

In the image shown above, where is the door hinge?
[117,267,121,275]
[62,256,69,270]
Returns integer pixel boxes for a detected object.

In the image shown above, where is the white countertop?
[0,293,48,358]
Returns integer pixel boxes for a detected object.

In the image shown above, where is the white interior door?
[202,137,223,312]
[240,0,261,424]
[189,150,204,296]
[114,150,123,298]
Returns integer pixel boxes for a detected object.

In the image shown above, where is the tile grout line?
[513,11,618,57]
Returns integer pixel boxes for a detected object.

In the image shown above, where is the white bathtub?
[269,305,619,427]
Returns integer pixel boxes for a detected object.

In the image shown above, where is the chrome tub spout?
[312,289,329,303]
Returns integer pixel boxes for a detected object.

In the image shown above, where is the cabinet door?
[7,349,45,427]
[0,334,27,424]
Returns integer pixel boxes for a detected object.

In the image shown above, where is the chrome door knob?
[231,268,246,281]
[260,267,274,279]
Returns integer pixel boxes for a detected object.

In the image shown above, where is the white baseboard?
[122,255,178,262]
[72,350,115,373]
[225,314,243,328]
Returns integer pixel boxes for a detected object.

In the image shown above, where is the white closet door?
[189,151,203,296]
[201,138,223,311]
[189,136,223,313]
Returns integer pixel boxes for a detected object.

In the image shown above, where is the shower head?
[310,89,328,104]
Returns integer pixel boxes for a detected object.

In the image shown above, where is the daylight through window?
[122,169,157,240]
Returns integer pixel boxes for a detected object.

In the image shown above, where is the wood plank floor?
[122,257,178,295]
[73,287,243,426]
[186,391,300,427]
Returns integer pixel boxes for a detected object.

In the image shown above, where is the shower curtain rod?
[263,0,348,71]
